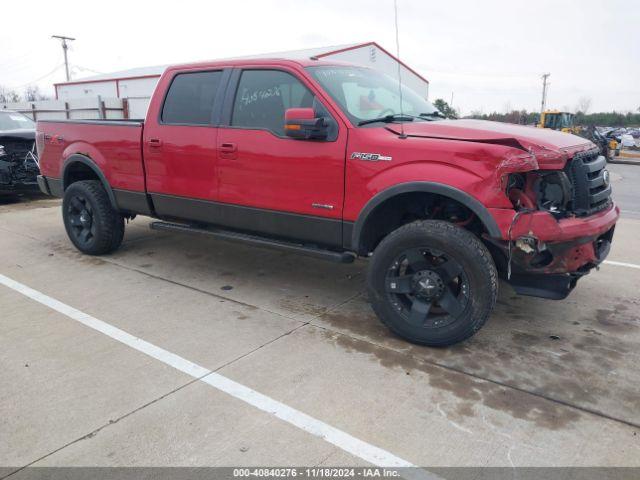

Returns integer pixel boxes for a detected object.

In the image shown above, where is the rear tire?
[62,180,124,255]
[367,220,497,347]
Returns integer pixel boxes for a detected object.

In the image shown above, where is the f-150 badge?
[351,152,392,162]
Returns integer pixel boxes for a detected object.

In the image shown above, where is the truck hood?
[386,119,593,168]
[0,129,36,141]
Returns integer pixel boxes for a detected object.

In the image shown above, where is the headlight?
[534,171,572,213]
[505,170,572,215]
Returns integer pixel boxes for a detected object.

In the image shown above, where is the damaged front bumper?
[0,152,39,194]
[486,204,619,299]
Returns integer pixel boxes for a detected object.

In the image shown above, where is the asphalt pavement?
[1,180,638,477]
[609,162,640,219]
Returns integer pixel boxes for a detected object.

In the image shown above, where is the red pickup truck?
[36,57,618,346]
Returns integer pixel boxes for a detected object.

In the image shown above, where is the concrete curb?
[609,158,640,166]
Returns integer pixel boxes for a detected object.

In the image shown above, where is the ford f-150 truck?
[36,57,618,346]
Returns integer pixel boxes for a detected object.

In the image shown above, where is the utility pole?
[52,35,75,82]
[540,73,550,115]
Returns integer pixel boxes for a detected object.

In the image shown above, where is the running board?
[150,221,356,264]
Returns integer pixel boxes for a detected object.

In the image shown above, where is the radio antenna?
[393,0,407,139]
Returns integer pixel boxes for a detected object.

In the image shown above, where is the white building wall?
[55,76,160,118]
[118,77,161,118]
[57,80,118,99]
[323,45,429,99]
[126,98,153,119]
[117,77,160,99]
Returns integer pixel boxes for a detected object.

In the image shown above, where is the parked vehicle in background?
[35,58,619,346]
[580,126,617,160]
[538,110,580,134]
[0,111,39,194]
[602,128,623,156]
[620,133,636,148]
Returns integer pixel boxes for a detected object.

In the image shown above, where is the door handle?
[219,142,237,153]
[148,138,162,148]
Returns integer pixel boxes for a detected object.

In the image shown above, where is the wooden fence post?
[31,103,37,121]
[122,98,129,119]
[97,95,105,119]
[65,102,70,119]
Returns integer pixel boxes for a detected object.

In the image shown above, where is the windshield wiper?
[357,114,416,126]
[418,112,446,120]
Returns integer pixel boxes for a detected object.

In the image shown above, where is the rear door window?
[161,71,223,125]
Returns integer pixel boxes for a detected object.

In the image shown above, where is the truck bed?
[39,119,144,126]
[37,119,147,195]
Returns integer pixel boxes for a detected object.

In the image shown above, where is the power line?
[73,65,105,75]
[0,49,41,69]
[0,56,42,72]
[6,63,65,89]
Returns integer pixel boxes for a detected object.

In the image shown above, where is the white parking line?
[0,273,431,474]
[604,260,640,270]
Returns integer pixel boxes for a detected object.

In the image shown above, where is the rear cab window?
[161,71,223,125]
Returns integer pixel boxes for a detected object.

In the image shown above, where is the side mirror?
[284,108,328,140]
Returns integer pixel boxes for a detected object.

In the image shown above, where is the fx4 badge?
[350,152,392,162]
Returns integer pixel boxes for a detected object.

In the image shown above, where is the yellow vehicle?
[538,110,581,134]
[609,138,619,157]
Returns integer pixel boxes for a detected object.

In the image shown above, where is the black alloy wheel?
[385,247,469,329]
[66,193,97,247]
[62,180,125,255]
[367,220,498,346]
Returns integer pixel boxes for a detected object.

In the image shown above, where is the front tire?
[367,220,498,347]
[62,180,124,255]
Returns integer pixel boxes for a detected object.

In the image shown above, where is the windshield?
[544,112,574,129]
[0,111,35,131]
[307,66,439,126]
[560,113,574,128]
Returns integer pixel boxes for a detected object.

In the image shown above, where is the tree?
[433,98,458,119]
[0,85,21,104]
[466,108,640,127]
[576,96,592,114]
[23,85,49,102]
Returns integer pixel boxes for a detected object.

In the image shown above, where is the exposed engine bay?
[0,112,40,194]
[489,148,615,299]
[506,149,612,219]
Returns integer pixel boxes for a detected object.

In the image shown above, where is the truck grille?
[564,149,611,216]
[0,138,39,186]
[1,139,36,162]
